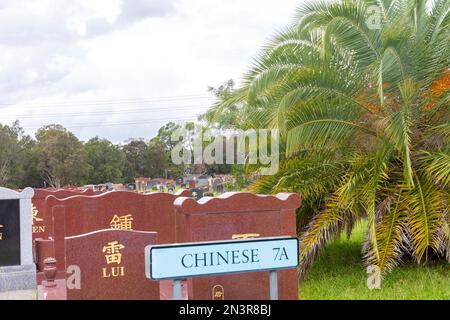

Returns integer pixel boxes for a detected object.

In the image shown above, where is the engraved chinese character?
[102,241,125,265]
[32,205,43,225]
[0,224,3,240]
[110,214,134,230]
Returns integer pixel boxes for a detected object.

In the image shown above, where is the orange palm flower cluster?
[424,69,450,111]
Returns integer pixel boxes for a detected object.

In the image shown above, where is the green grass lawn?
[299,222,449,300]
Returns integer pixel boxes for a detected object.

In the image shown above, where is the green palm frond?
[367,192,408,273]
[299,198,348,277]
[250,154,345,198]
[406,173,445,263]
[287,119,377,155]
[360,141,393,263]
[385,79,418,187]
[418,151,450,187]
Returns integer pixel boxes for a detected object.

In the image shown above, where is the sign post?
[173,279,183,300]
[269,270,278,300]
[145,236,299,300]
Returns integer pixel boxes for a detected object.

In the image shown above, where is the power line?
[0,93,213,104]
[20,117,199,130]
[0,94,215,109]
[2,105,211,119]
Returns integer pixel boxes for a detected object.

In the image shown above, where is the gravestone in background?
[0,187,36,292]
[32,188,101,242]
[212,178,223,193]
[32,188,103,272]
[189,188,204,200]
[216,184,224,194]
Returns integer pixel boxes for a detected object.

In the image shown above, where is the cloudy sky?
[0,0,304,143]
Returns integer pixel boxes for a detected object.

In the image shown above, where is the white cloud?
[0,0,303,143]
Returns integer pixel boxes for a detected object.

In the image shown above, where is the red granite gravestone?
[44,229,159,300]
[174,192,301,300]
[32,188,101,242]
[39,190,190,273]
[33,188,104,273]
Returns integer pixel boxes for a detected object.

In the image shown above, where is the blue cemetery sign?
[145,237,299,300]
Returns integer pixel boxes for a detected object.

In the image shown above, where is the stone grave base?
[37,279,67,300]
[0,289,36,300]
[0,264,36,292]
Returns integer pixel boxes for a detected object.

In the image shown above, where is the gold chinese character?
[32,205,43,225]
[0,224,3,241]
[102,241,125,265]
[110,214,134,230]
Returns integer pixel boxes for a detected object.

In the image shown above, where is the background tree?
[200,79,248,129]
[151,122,184,178]
[32,124,88,188]
[145,140,168,178]
[85,137,126,184]
[0,121,34,188]
[122,139,149,182]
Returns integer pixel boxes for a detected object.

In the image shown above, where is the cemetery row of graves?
[0,186,301,300]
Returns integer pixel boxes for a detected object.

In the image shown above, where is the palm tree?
[206,0,449,278]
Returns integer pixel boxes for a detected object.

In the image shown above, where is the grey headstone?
[212,178,223,192]
[0,187,36,292]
